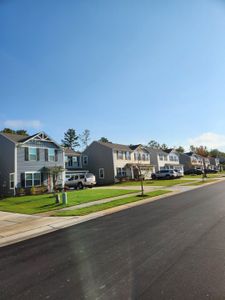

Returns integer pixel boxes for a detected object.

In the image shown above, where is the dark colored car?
[205,169,218,174]
[184,169,203,175]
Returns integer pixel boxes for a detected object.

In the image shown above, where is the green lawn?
[116,179,196,187]
[183,179,219,186]
[184,172,225,179]
[0,189,137,214]
[54,190,171,216]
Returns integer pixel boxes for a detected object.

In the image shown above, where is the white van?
[65,172,96,189]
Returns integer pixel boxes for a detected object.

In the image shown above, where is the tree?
[148,140,160,149]
[1,128,29,135]
[62,128,80,150]
[99,137,110,143]
[1,128,15,134]
[176,146,185,153]
[195,146,209,157]
[15,130,28,136]
[161,143,168,150]
[209,149,220,158]
[80,129,91,150]
[189,145,196,152]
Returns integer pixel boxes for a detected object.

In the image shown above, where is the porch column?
[131,167,134,179]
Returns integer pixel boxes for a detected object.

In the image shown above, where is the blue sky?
[1,0,225,150]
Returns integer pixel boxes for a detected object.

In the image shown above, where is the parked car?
[65,172,96,189]
[151,169,178,180]
[184,169,203,175]
[174,169,183,178]
[205,169,218,174]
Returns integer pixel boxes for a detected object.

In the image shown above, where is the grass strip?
[54,190,171,216]
[0,189,137,214]
[116,179,196,187]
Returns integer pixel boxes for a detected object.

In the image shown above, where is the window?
[25,172,41,187]
[159,154,164,161]
[99,168,104,179]
[9,173,15,189]
[125,151,131,160]
[29,147,37,160]
[83,155,88,165]
[116,168,126,177]
[117,151,123,159]
[142,154,146,161]
[48,148,55,161]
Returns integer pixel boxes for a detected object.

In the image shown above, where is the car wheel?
[77,182,83,190]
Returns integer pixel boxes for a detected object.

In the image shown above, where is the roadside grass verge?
[0,189,137,214]
[54,190,172,216]
[184,172,225,179]
[116,179,196,187]
[182,179,219,186]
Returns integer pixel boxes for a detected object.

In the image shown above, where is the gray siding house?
[0,132,65,196]
[179,152,204,172]
[83,141,154,185]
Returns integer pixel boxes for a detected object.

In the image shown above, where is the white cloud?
[188,132,225,150]
[3,119,43,130]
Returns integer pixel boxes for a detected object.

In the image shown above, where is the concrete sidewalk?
[0,179,223,248]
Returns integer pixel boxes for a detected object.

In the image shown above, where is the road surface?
[1,181,225,299]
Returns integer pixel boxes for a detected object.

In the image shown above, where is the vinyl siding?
[83,142,114,185]
[0,134,15,196]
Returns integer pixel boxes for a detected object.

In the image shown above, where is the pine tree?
[62,128,80,150]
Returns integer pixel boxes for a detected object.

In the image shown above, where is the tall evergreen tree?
[62,128,80,150]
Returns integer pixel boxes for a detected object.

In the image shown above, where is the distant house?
[0,132,65,196]
[82,141,154,185]
[64,148,88,179]
[179,152,204,171]
[146,148,184,174]
[209,157,220,171]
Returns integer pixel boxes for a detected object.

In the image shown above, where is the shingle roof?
[97,141,133,151]
[145,147,168,155]
[0,132,30,143]
[64,148,81,156]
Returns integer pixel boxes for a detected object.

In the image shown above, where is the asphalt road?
[1,181,225,300]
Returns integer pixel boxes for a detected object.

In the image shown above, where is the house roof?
[0,131,62,148]
[96,141,132,151]
[145,147,168,155]
[64,148,81,156]
[0,132,30,143]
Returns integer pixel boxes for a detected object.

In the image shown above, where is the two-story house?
[0,132,65,196]
[179,152,204,172]
[82,141,154,185]
[209,157,220,171]
[64,148,85,180]
[146,148,183,174]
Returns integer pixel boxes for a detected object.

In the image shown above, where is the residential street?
[1,181,225,299]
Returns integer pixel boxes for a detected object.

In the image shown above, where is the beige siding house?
[83,141,154,185]
[146,148,182,173]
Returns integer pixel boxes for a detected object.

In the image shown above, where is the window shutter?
[45,149,48,161]
[55,150,58,161]
[21,173,25,187]
[24,147,29,161]
[37,148,40,161]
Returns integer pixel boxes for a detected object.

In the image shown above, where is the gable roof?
[145,147,168,155]
[0,131,62,148]
[0,132,30,143]
[96,141,132,151]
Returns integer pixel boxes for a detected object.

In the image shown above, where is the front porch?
[115,163,155,182]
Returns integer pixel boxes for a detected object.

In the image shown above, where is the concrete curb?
[0,178,224,247]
